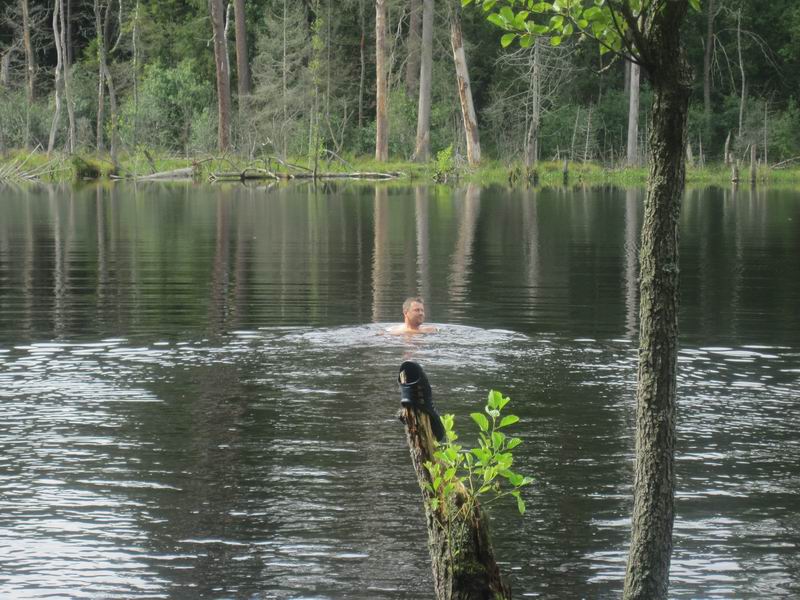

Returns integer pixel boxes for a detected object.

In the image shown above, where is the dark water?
[0,182,798,599]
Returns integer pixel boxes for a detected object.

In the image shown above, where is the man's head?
[402,297,426,330]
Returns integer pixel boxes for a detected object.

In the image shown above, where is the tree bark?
[232,0,250,97]
[95,0,106,153]
[413,0,433,161]
[524,38,542,169]
[47,0,63,156]
[375,0,389,161]
[211,0,233,152]
[626,60,640,166]
[449,1,480,166]
[405,0,421,97]
[703,0,715,127]
[736,9,745,139]
[398,369,510,600]
[21,0,35,148]
[622,2,691,599]
[59,0,76,153]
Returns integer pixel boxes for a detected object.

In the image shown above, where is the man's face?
[404,302,425,327]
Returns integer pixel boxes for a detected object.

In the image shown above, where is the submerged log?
[209,170,403,182]
[135,167,195,180]
[398,363,511,600]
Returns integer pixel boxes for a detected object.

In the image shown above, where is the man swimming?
[388,297,439,334]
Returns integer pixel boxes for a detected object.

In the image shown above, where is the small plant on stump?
[422,390,533,596]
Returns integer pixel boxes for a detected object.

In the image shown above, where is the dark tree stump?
[399,403,511,600]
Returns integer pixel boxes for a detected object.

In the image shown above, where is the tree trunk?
[47,0,63,156]
[524,38,542,169]
[211,0,233,152]
[736,9,745,139]
[627,60,640,166]
[233,0,250,97]
[21,0,35,149]
[449,1,480,166]
[405,0,421,97]
[398,366,511,600]
[59,0,76,153]
[358,0,366,129]
[95,0,106,153]
[375,0,389,161]
[703,0,715,127]
[413,0,433,161]
[0,46,13,87]
[622,2,691,599]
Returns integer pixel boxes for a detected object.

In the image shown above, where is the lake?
[0,181,798,599]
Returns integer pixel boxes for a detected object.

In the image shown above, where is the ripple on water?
[0,331,798,598]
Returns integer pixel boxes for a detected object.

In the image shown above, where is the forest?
[1,0,799,171]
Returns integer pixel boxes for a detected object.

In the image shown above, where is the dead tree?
[398,362,511,600]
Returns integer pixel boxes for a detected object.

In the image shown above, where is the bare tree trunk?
[358,0,366,129]
[524,38,542,169]
[132,0,140,151]
[405,0,421,97]
[60,0,75,153]
[622,2,692,598]
[736,9,745,139]
[211,0,233,151]
[703,0,715,126]
[449,1,480,166]
[627,61,640,166]
[0,46,13,87]
[233,0,250,96]
[22,0,35,149]
[65,0,72,67]
[95,0,106,153]
[724,130,731,165]
[413,0,433,161]
[47,0,63,156]
[763,101,768,167]
[282,0,288,157]
[375,0,389,161]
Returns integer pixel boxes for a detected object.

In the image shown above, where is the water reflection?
[0,182,799,598]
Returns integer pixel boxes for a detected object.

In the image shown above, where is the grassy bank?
[2,148,799,188]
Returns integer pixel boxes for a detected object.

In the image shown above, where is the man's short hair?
[403,297,424,313]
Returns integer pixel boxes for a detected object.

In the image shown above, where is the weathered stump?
[398,369,511,600]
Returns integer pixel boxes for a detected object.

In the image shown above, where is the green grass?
[2,148,800,188]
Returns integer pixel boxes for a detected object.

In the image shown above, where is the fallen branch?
[208,170,404,183]
[771,156,800,169]
[134,167,195,180]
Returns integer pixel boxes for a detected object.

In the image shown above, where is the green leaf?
[688,0,700,11]
[500,6,515,23]
[433,476,442,491]
[462,0,472,6]
[501,32,516,48]
[471,412,489,432]
[507,437,522,450]
[516,495,526,515]
[491,430,505,450]
[499,414,520,428]
[550,35,562,46]
[482,0,497,11]
[487,389,502,409]
[509,472,524,486]
[519,34,533,48]
[487,13,506,28]
[444,467,457,481]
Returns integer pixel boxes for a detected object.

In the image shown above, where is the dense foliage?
[0,0,797,165]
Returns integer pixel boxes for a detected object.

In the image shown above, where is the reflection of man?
[389,297,439,334]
